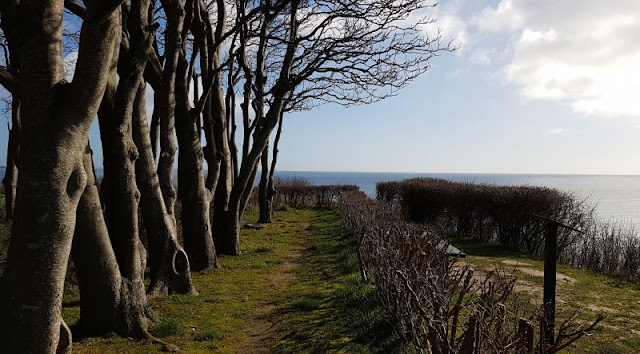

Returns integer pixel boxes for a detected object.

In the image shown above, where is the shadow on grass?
[448,235,525,258]
[272,214,413,353]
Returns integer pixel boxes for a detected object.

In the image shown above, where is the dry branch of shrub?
[376,178,640,283]
[340,191,601,353]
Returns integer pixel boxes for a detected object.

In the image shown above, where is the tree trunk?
[0,1,123,350]
[2,99,19,219]
[149,93,160,160]
[132,84,196,295]
[257,143,271,223]
[71,144,122,336]
[0,121,89,352]
[81,0,154,338]
[174,28,218,270]
[157,0,185,225]
[265,111,284,222]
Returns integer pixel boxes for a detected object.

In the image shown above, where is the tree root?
[143,331,181,352]
[56,318,72,354]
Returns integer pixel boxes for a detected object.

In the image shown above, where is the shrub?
[376,178,640,283]
[247,178,359,209]
[340,191,601,353]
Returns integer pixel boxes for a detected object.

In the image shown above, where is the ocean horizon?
[2,167,640,225]
[274,170,640,225]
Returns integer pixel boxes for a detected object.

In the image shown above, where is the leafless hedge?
[376,178,640,283]
[561,220,640,282]
[248,177,359,209]
[340,191,600,353]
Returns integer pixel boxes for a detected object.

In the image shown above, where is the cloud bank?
[472,0,640,118]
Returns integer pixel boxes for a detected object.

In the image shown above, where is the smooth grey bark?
[0,0,124,351]
[71,144,122,336]
[157,0,185,225]
[91,0,156,339]
[132,84,196,295]
[174,2,218,270]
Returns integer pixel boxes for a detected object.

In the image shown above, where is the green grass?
[54,208,406,353]
[272,211,412,353]
[3,194,638,352]
[449,235,640,353]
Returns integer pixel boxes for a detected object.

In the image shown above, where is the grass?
[272,211,411,353]
[449,235,640,353]
[57,208,310,353]
[0,206,404,353]
[6,192,635,352]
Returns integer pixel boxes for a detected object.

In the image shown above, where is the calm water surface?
[276,171,640,225]
[3,167,638,225]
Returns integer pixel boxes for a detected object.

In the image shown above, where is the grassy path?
[450,236,640,353]
[61,209,407,353]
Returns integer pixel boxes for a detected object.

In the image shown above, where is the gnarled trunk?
[263,111,284,223]
[132,84,196,295]
[157,0,185,225]
[0,1,123,351]
[72,144,120,335]
[77,0,154,339]
[174,25,217,270]
[72,143,152,337]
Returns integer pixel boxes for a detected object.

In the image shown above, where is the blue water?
[275,171,640,224]
[3,166,640,224]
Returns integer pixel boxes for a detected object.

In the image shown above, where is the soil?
[514,267,577,284]
[234,248,303,353]
[456,258,578,297]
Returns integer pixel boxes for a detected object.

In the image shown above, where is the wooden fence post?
[516,318,534,353]
[460,316,477,354]
[543,221,558,345]
[530,214,583,347]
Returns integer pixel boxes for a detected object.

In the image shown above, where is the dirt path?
[235,248,303,353]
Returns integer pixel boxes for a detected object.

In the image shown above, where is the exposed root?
[56,318,72,354]
[143,331,182,352]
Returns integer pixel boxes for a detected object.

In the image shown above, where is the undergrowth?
[450,235,640,353]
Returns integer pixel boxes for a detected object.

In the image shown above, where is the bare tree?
[217,0,453,254]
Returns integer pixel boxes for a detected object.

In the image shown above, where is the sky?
[3,0,640,175]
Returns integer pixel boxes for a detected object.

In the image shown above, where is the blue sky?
[3,0,640,175]
[275,0,640,174]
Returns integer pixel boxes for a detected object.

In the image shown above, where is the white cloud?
[432,14,468,48]
[473,0,524,32]
[472,0,640,118]
[412,1,468,50]
[470,49,492,65]
[545,128,564,135]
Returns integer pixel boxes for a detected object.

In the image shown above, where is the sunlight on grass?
[449,235,640,353]
[58,208,407,353]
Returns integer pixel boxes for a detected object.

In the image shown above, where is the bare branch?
[0,66,16,93]
[64,0,86,18]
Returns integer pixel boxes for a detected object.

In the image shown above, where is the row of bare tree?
[0,0,452,351]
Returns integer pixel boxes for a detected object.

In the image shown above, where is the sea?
[3,166,640,226]
[275,171,640,226]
